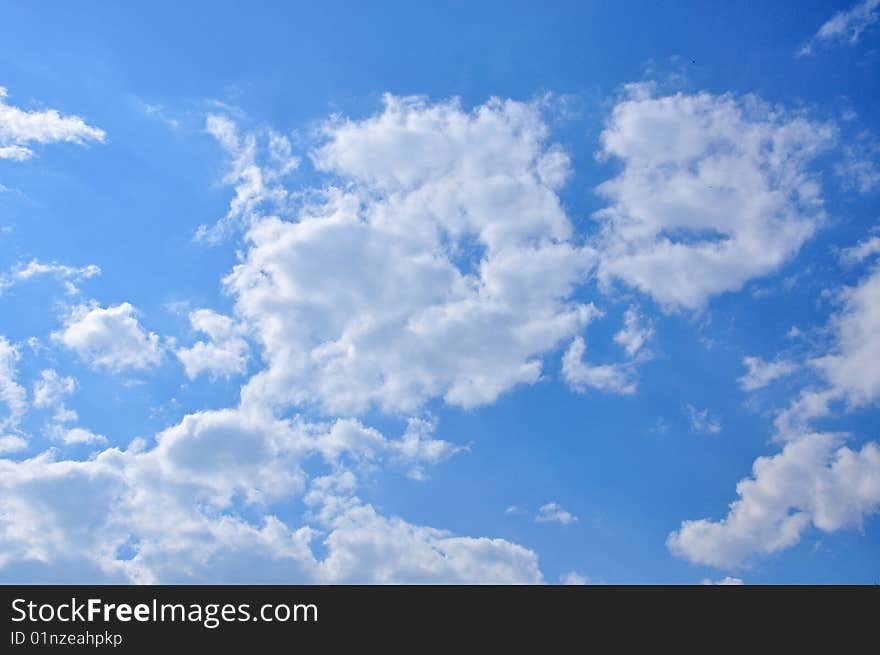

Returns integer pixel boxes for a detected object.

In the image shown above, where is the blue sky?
[0,0,878,584]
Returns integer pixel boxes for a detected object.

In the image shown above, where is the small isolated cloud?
[535,502,578,525]
[738,356,799,391]
[53,302,164,372]
[47,425,107,446]
[702,577,744,585]
[562,336,637,395]
[836,143,880,194]
[841,236,880,265]
[685,404,722,435]
[798,0,880,56]
[0,86,105,160]
[559,571,589,585]
[613,306,654,358]
[0,259,100,296]
[140,101,180,129]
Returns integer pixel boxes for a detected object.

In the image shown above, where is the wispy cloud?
[798,0,880,56]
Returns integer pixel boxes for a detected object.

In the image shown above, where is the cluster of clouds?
[2,47,880,581]
[668,243,880,569]
[0,407,539,583]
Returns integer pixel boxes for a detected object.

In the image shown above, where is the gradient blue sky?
[0,1,878,584]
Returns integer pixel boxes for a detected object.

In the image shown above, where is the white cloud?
[53,303,163,372]
[0,86,105,160]
[702,576,744,585]
[685,404,722,434]
[671,258,880,569]
[224,95,596,415]
[31,369,106,445]
[562,336,637,395]
[0,259,100,296]
[175,309,250,380]
[0,406,539,583]
[0,145,32,161]
[33,369,77,422]
[668,433,880,569]
[32,369,76,411]
[195,115,299,243]
[13,259,100,283]
[311,499,542,584]
[798,0,880,56]
[559,571,589,585]
[47,425,107,446]
[812,263,880,407]
[613,306,653,357]
[0,337,26,431]
[836,144,880,194]
[140,102,180,129]
[311,416,463,479]
[842,236,880,264]
[738,356,799,391]
[0,435,27,454]
[593,85,834,309]
[535,501,578,525]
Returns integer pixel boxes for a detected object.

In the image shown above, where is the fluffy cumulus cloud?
[535,502,578,525]
[175,309,250,380]
[668,433,880,569]
[312,499,541,583]
[226,95,597,415]
[670,252,880,569]
[6,86,875,583]
[811,262,880,407]
[0,406,540,583]
[0,95,600,583]
[53,303,163,372]
[0,86,105,161]
[593,84,834,310]
[799,0,880,56]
